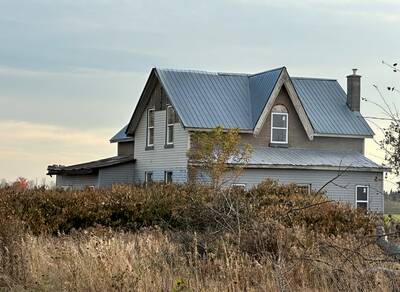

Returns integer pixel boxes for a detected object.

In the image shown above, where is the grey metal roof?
[47,155,135,175]
[239,148,386,171]
[291,78,374,137]
[130,67,374,137]
[157,69,255,130]
[110,125,134,143]
[249,68,283,126]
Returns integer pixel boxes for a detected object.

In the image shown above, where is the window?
[145,171,153,185]
[232,183,246,190]
[147,108,155,147]
[356,185,369,209]
[164,171,173,184]
[271,105,288,144]
[166,105,176,145]
[296,184,311,195]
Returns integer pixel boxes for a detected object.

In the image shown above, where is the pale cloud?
[0,120,115,182]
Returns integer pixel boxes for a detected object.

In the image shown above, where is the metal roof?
[157,69,254,130]
[110,125,134,143]
[291,78,374,137]
[47,155,135,175]
[152,67,374,137]
[238,148,386,171]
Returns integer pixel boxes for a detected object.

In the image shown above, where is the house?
[47,67,389,211]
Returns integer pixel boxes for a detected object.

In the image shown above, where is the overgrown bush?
[0,180,379,237]
[0,180,398,291]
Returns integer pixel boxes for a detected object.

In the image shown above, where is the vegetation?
[0,181,399,291]
[187,127,252,188]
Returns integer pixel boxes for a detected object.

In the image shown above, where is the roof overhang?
[253,68,315,140]
[243,164,390,172]
[47,155,135,176]
[313,133,374,139]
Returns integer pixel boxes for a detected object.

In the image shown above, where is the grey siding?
[56,174,99,189]
[134,106,189,184]
[117,141,134,156]
[232,169,384,212]
[98,162,135,187]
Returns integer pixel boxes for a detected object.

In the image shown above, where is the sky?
[0,0,399,188]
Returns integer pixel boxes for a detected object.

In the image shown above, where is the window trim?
[145,171,153,186]
[164,171,173,184]
[271,112,289,144]
[356,185,369,209]
[166,105,174,146]
[296,184,311,195]
[232,183,246,190]
[147,108,155,148]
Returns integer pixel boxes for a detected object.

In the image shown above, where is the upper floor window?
[356,185,369,210]
[271,105,288,144]
[166,105,177,145]
[147,108,155,147]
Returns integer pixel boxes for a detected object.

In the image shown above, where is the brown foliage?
[0,181,398,291]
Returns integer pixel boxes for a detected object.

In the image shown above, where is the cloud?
[0,120,115,181]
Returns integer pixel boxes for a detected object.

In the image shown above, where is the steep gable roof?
[126,67,373,138]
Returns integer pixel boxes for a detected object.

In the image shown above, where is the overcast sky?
[0,0,399,187]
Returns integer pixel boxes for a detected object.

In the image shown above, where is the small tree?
[12,177,28,191]
[187,126,252,189]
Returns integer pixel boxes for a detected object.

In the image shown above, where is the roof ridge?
[291,76,337,81]
[249,67,285,78]
[156,67,248,77]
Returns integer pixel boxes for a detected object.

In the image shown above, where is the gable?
[126,69,173,135]
[253,68,314,140]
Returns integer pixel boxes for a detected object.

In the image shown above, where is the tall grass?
[0,181,399,291]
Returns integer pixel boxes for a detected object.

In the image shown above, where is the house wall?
[230,168,384,212]
[241,87,365,153]
[56,174,99,189]
[98,162,135,187]
[117,141,134,156]
[133,87,189,183]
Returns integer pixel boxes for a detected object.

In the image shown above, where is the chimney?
[346,68,361,112]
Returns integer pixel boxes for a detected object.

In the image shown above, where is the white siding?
[234,169,384,212]
[56,174,99,189]
[134,108,189,183]
[98,162,135,187]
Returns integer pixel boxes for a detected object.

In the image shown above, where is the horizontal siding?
[98,162,135,187]
[56,174,99,189]
[237,169,384,212]
[195,168,384,212]
[134,106,189,183]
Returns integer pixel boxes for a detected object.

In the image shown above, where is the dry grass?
[0,182,399,291]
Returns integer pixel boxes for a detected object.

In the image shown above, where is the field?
[0,181,399,291]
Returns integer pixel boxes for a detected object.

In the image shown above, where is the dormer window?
[271,105,288,144]
[147,108,155,148]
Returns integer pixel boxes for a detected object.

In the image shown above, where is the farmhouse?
[48,67,389,211]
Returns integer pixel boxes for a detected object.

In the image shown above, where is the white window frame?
[147,108,155,147]
[271,112,289,144]
[356,185,369,209]
[166,105,174,145]
[145,171,153,185]
[232,183,246,189]
[164,171,173,184]
[296,184,311,195]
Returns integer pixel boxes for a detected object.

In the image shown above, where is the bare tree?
[187,126,252,189]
